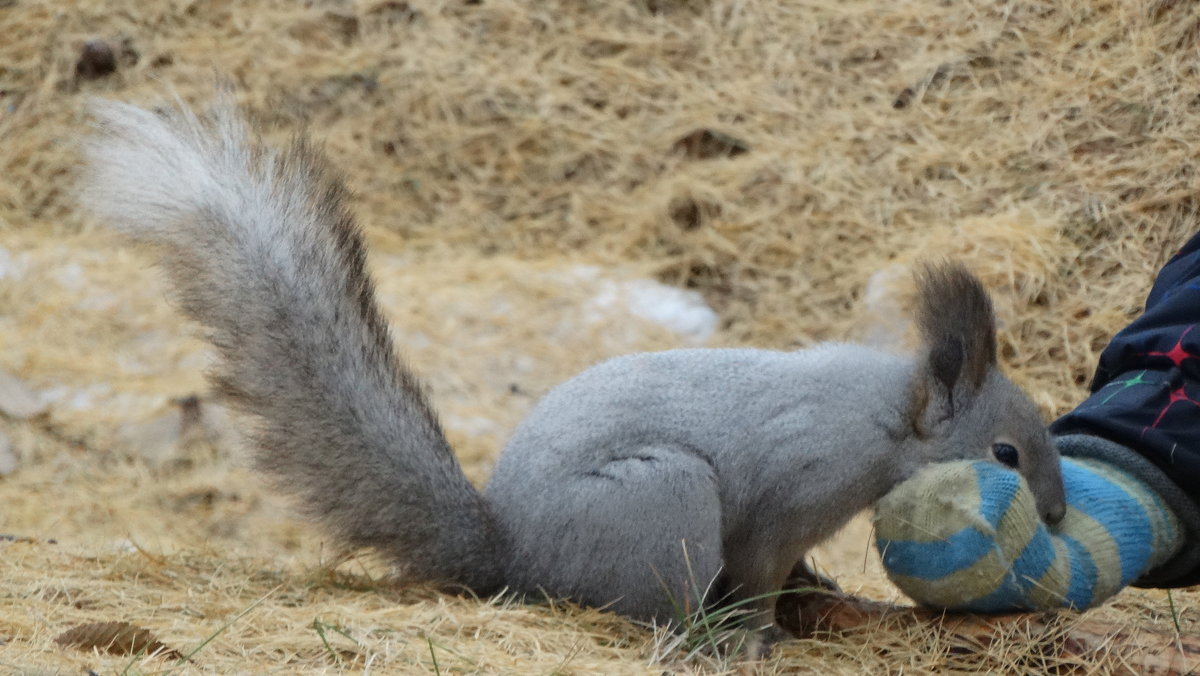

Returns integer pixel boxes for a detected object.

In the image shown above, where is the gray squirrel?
[80,98,1066,652]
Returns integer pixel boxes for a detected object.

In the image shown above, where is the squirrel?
[80,97,1066,653]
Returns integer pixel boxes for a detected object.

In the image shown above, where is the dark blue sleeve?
[1052,231,1200,586]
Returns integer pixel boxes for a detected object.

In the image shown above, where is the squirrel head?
[904,262,1066,525]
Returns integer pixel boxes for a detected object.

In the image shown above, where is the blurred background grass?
[1,0,1197,672]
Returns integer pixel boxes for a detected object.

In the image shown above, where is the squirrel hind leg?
[506,445,724,624]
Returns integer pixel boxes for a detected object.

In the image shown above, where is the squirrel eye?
[992,443,1020,468]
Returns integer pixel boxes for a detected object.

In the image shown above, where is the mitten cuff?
[1057,434,1200,587]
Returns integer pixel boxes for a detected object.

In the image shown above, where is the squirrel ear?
[928,334,967,397]
[907,262,998,435]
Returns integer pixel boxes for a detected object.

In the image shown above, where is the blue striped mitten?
[874,456,1183,611]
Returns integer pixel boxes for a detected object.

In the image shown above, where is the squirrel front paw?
[739,623,791,661]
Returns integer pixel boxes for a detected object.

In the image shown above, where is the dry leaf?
[55,621,182,660]
[671,128,749,160]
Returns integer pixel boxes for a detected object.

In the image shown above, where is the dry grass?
[1,0,1199,672]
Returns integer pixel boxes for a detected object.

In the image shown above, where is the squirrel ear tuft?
[915,261,997,386]
[907,262,999,433]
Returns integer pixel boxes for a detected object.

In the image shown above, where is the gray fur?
[81,99,1064,643]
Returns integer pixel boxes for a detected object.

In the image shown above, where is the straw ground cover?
[2,0,1198,672]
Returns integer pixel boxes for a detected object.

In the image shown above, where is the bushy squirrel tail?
[82,97,505,592]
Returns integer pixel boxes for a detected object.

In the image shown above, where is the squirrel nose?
[1043,503,1066,526]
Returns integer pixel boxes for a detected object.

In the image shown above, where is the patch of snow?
[0,371,47,419]
[620,279,718,344]
[0,431,17,476]
[570,266,717,344]
[860,264,912,352]
[53,262,86,291]
[511,354,537,375]
[41,383,114,412]
[0,247,21,280]
[118,408,185,466]
[76,291,122,312]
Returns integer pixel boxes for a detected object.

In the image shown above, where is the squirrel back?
[82,98,1063,649]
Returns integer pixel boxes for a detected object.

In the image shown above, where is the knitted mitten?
[874,457,1182,611]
